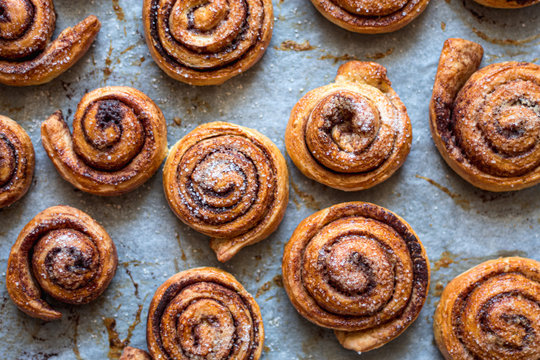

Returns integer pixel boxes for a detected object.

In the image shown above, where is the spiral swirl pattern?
[434,257,540,360]
[282,202,429,352]
[41,86,168,196]
[164,122,288,262]
[142,0,273,85]
[147,267,264,360]
[6,205,117,321]
[0,115,34,208]
[309,0,430,33]
[0,0,100,86]
[430,39,540,191]
[286,61,411,191]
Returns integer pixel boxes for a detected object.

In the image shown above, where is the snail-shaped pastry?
[0,115,34,208]
[434,257,540,360]
[286,61,412,191]
[6,205,118,321]
[282,202,430,353]
[120,347,152,360]
[430,38,540,192]
[163,122,288,262]
[147,267,265,360]
[309,0,430,33]
[41,87,168,196]
[0,0,100,86]
[142,0,273,85]
[473,0,539,8]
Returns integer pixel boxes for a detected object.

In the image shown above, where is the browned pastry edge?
[473,0,539,8]
[41,86,168,196]
[282,201,430,353]
[434,257,540,360]
[0,13,100,86]
[146,267,264,360]
[286,61,412,191]
[310,0,431,34]
[142,0,273,85]
[6,205,117,321]
[120,347,152,360]
[430,38,540,191]
[163,121,289,262]
[0,115,35,208]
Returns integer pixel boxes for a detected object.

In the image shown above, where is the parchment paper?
[0,0,539,359]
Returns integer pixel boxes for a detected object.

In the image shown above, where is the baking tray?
[1,0,539,359]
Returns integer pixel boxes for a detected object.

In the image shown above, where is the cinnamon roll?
[282,202,430,353]
[147,267,264,360]
[142,0,273,85]
[0,0,100,86]
[6,205,117,321]
[309,0,430,33]
[434,257,540,360]
[41,87,168,196]
[286,61,412,191]
[120,347,152,360]
[0,115,34,208]
[430,38,540,191]
[473,0,539,8]
[163,122,288,262]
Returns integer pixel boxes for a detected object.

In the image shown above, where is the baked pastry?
[282,201,430,353]
[6,205,117,321]
[142,0,273,85]
[0,115,35,208]
[434,257,540,360]
[147,267,264,360]
[286,61,411,191]
[0,0,100,86]
[41,86,168,196]
[309,0,430,33]
[120,347,152,360]
[430,38,540,192]
[473,0,539,8]
[163,122,288,262]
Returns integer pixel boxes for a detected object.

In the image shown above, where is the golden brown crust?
[282,202,430,353]
[286,61,412,191]
[434,257,540,360]
[142,0,273,85]
[163,122,289,262]
[310,0,430,33]
[120,347,152,360]
[473,0,539,8]
[0,0,100,86]
[146,267,264,360]
[430,38,540,192]
[41,86,168,196]
[0,115,34,208]
[6,205,118,321]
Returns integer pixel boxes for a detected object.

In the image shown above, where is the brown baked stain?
[184,96,211,116]
[112,0,125,21]
[485,50,529,63]
[172,117,182,127]
[175,233,187,261]
[433,281,445,297]
[120,44,136,55]
[131,56,146,67]
[72,313,83,360]
[472,28,540,46]
[273,274,283,288]
[416,175,470,210]
[256,274,283,298]
[441,21,446,31]
[263,345,271,353]
[104,303,144,359]
[291,196,301,210]
[365,48,394,60]
[290,179,321,210]
[103,41,114,82]
[275,40,315,52]
[122,264,140,298]
[319,53,359,64]
[433,251,457,272]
